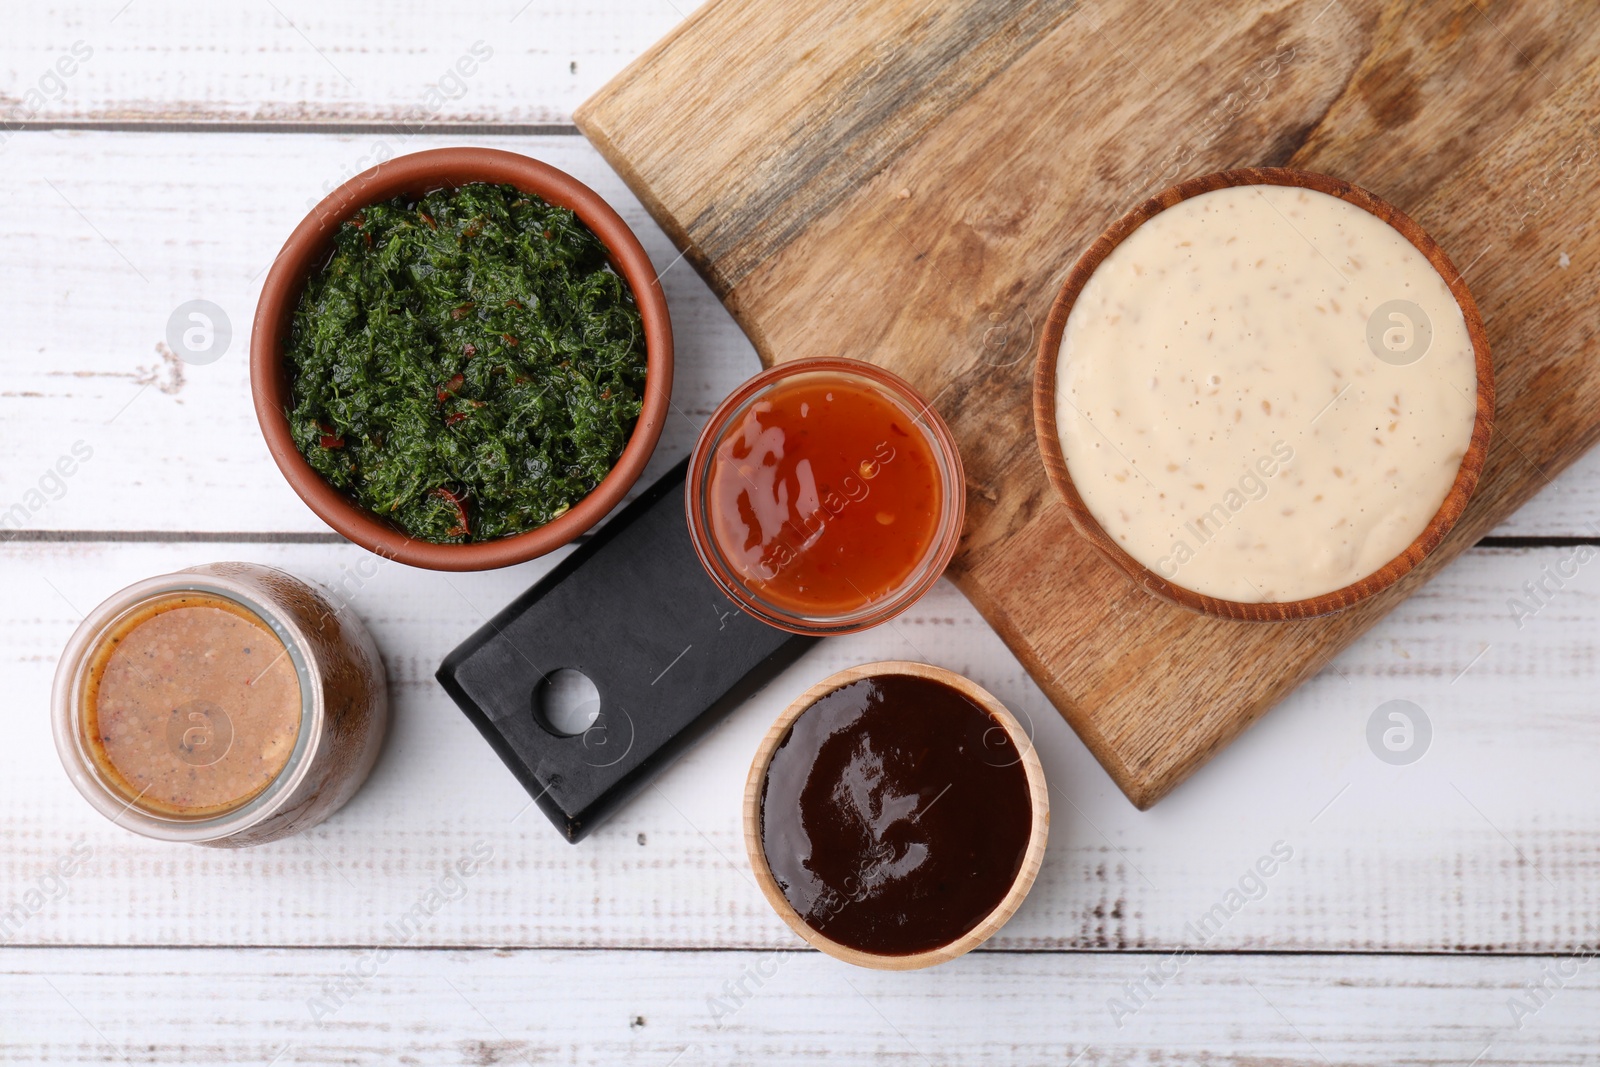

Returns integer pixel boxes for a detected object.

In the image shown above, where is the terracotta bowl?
[744,661,1050,970]
[1033,167,1495,622]
[251,147,673,571]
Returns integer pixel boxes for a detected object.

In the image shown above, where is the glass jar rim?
[50,571,322,843]
[684,357,966,636]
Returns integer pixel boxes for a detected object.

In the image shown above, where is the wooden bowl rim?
[250,146,674,572]
[1031,167,1496,621]
[742,660,1050,970]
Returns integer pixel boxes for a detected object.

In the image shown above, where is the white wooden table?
[3,4,1599,1063]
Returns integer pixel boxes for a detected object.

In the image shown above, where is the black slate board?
[437,458,815,842]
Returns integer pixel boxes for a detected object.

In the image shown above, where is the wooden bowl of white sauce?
[1034,168,1494,622]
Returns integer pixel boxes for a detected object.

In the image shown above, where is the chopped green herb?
[284,182,647,543]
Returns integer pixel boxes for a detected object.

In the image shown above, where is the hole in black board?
[534,668,601,737]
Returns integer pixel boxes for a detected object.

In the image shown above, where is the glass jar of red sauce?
[686,358,964,635]
[51,562,388,847]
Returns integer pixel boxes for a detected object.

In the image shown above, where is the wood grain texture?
[4,948,1598,1065]
[575,0,1600,807]
[0,131,1593,537]
[0,2,703,125]
[2,4,1598,1060]
[0,133,756,535]
[5,541,1599,953]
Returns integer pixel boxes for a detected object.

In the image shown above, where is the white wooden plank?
[0,131,758,536]
[2,947,1596,1065]
[6,4,1593,1057]
[1489,447,1600,538]
[1,1,702,125]
[4,539,1598,952]
[1,129,1596,538]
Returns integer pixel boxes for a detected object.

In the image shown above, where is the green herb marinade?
[284,182,648,543]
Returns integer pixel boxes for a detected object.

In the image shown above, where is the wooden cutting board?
[576,0,1600,808]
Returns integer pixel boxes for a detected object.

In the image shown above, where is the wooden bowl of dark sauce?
[745,662,1049,969]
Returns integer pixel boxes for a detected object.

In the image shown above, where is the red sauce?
[705,377,942,616]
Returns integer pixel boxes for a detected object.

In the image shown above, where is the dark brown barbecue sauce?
[759,673,1033,956]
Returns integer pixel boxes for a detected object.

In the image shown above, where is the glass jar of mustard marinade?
[51,562,388,847]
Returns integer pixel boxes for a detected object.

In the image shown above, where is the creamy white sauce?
[1055,184,1478,603]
